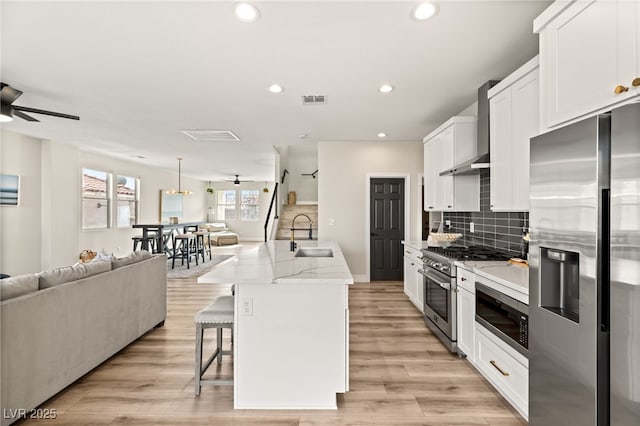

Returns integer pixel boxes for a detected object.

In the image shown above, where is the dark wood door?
[370,178,405,281]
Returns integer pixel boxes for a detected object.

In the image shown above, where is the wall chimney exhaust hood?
[439,80,500,176]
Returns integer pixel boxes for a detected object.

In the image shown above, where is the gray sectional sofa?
[0,252,167,426]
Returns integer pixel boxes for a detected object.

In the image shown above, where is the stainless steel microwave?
[475,283,529,357]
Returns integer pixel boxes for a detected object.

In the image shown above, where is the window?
[116,175,139,227]
[216,190,237,220]
[240,189,260,221]
[215,189,261,221]
[82,168,110,229]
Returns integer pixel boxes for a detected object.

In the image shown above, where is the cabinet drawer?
[475,325,528,419]
[403,246,422,263]
[457,267,475,293]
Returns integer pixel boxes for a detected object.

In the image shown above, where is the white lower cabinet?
[456,267,476,364]
[403,246,423,313]
[475,324,529,420]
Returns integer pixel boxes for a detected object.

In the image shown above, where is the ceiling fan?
[226,175,254,186]
[0,82,80,122]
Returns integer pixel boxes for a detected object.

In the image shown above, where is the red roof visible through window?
[83,174,134,195]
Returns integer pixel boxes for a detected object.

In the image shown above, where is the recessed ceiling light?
[378,132,387,138]
[412,2,439,21]
[235,2,260,23]
[298,134,308,139]
[379,84,394,94]
[268,84,283,93]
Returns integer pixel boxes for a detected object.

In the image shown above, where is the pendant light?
[166,157,192,195]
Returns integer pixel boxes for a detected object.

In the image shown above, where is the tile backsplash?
[443,170,529,256]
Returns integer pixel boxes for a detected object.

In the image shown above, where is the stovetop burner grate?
[424,245,513,261]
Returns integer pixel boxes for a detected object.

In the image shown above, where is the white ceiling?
[1,0,550,182]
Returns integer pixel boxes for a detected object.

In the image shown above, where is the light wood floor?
[25,246,526,425]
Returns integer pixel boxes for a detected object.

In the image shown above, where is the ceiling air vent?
[302,95,327,105]
[181,130,240,142]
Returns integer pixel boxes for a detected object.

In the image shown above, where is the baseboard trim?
[352,274,367,283]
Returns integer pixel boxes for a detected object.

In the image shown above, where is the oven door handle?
[418,269,451,291]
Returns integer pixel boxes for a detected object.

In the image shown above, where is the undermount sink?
[294,247,334,258]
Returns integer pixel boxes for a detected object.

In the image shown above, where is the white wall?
[318,140,423,281]
[457,101,478,117]
[0,131,43,275]
[41,139,80,270]
[1,129,209,272]
[287,144,318,202]
[210,181,275,241]
[277,145,290,213]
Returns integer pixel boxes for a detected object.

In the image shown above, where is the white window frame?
[116,175,140,228]
[81,168,112,230]
[240,189,260,222]
[216,189,238,221]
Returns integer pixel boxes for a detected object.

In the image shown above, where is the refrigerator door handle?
[599,188,611,333]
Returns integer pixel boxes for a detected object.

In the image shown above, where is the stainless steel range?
[419,245,511,352]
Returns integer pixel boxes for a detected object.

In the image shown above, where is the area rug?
[167,254,235,279]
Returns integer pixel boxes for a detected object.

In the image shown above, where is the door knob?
[633,78,640,87]
[614,85,629,94]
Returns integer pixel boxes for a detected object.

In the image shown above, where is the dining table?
[132,222,204,254]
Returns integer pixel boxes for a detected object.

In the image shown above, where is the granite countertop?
[402,240,429,251]
[197,240,354,285]
[456,260,529,304]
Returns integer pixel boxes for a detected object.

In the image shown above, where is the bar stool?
[132,234,156,252]
[194,295,234,395]
[161,229,176,255]
[194,230,212,263]
[170,233,198,269]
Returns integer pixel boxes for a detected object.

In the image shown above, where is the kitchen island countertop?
[198,240,353,285]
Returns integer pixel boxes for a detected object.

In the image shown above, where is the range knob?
[441,265,450,273]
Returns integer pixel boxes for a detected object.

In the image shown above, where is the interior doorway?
[369,178,405,281]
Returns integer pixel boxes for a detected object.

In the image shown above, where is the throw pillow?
[92,248,114,262]
[209,222,228,231]
[0,274,39,301]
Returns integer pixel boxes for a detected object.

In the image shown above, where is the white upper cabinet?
[535,0,640,129]
[489,57,540,211]
[423,117,479,212]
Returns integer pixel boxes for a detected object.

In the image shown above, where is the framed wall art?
[0,174,20,206]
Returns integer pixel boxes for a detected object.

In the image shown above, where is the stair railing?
[264,182,279,242]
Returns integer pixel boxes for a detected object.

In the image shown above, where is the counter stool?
[132,234,156,252]
[170,233,198,269]
[161,229,176,255]
[194,230,212,263]
[194,295,234,395]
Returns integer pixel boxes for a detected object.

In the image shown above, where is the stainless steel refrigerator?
[529,102,640,425]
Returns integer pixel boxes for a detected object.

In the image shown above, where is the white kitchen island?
[197,240,353,409]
